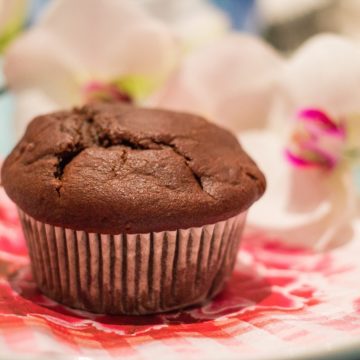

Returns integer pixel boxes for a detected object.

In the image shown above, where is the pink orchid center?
[286,108,346,169]
[83,81,132,104]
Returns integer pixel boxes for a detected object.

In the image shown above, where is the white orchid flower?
[239,34,360,250]
[0,0,26,53]
[240,123,356,251]
[4,0,180,136]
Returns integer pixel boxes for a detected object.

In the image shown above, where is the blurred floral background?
[2,0,360,154]
[0,0,360,250]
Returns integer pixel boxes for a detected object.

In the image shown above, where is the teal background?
[0,62,14,157]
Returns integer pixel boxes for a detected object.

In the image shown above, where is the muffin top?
[2,103,265,234]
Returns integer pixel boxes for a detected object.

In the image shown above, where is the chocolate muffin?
[1,102,265,315]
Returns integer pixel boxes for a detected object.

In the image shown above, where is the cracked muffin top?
[1,102,265,234]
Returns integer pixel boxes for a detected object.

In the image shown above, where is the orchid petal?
[240,130,356,250]
[38,0,179,97]
[4,30,82,105]
[283,34,360,117]
[154,33,284,132]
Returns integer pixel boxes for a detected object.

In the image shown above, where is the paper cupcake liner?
[18,210,247,315]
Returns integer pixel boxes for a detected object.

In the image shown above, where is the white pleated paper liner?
[18,210,247,315]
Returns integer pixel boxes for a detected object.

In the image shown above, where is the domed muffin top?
[2,103,265,234]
